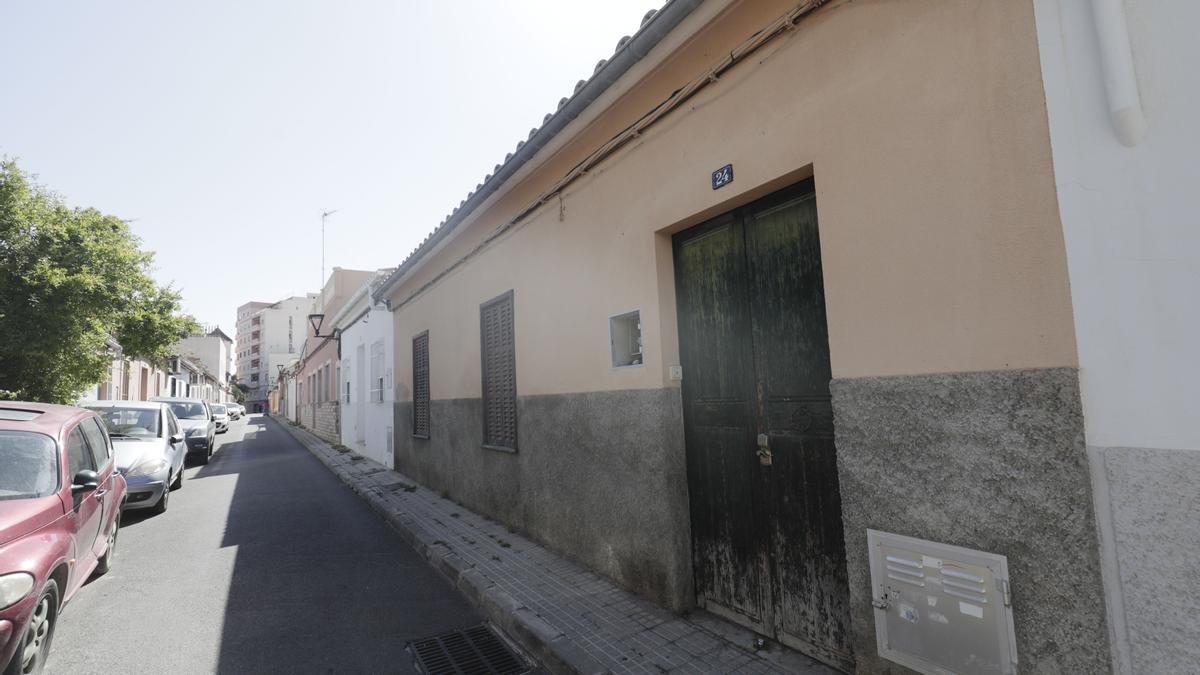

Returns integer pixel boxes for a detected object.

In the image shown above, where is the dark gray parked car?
[149,397,215,464]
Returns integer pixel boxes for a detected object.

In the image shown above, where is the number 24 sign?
[711,164,733,190]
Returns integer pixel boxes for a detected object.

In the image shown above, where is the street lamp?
[307,313,326,337]
[308,313,341,339]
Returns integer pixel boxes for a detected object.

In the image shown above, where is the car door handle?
[93,489,108,501]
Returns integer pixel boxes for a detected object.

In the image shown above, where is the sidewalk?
[277,418,837,675]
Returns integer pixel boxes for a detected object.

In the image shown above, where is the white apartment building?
[176,326,234,401]
[236,294,315,412]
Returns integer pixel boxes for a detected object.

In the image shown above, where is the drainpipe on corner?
[1091,0,1146,146]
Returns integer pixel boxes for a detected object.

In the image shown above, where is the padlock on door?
[756,432,773,466]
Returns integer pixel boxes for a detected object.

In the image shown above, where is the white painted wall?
[265,352,298,394]
[177,333,232,394]
[1035,0,1200,451]
[261,296,310,356]
[284,373,297,420]
[338,302,394,468]
[1035,3,1200,673]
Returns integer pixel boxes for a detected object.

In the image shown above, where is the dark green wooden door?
[674,179,853,671]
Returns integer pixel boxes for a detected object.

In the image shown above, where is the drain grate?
[410,624,529,675]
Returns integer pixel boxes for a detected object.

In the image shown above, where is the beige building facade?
[371,1,1150,672]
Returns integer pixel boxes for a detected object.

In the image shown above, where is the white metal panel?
[867,530,1017,675]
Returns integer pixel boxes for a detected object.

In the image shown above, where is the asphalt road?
[44,414,481,674]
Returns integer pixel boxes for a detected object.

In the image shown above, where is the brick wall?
[312,401,340,444]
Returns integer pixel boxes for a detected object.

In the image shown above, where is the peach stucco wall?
[385,0,1076,399]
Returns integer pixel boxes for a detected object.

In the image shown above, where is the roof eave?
[373,0,703,303]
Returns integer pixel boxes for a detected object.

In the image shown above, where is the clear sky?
[0,0,659,336]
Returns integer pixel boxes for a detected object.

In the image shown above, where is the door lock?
[756,433,772,466]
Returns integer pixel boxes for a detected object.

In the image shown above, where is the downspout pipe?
[1092,0,1146,146]
[373,0,704,303]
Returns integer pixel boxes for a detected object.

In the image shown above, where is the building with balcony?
[235,294,316,412]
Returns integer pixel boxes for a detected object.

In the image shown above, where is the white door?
[355,345,366,444]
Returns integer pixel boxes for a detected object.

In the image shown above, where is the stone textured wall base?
[393,388,693,611]
[1100,445,1200,674]
[831,367,1111,674]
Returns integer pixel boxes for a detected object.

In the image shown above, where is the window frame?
[0,431,60,498]
[479,290,517,453]
[609,309,644,368]
[166,409,180,439]
[369,339,385,403]
[80,416,112,465]
[66,425,96,478]
[412,330,430,440]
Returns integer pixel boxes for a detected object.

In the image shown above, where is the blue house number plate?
[712,164,733,190]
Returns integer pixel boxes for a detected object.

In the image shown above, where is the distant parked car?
[149,398,215,464]
[0,402,126,675]
[210,404,229,434]
[225,405,240,421]
[80,401,187,514]
[234,404,246,418]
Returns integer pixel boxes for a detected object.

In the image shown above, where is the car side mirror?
[71,470,101,495]
[169,434,184,444]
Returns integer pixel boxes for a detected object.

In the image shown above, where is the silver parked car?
[226,404,241,421]
[150,397,215,464]
[210,404,230,434]
[81,400,187,513]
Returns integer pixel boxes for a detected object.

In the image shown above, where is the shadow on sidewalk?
[202,415,481,674]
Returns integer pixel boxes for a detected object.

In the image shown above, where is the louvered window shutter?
[412,332,430,438]
[480,292,517,451]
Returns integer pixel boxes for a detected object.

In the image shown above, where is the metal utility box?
[867,530,1018,675]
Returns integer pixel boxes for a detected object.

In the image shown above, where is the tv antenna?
[321,209,338,295]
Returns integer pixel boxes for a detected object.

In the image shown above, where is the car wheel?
[153,484,170,514]
[198,443,211,465]
[94,512,120,576]
[3,579,58,675]
[171,466,183,491]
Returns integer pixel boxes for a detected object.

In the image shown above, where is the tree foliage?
[0,160,199,403]
[229,376,246,404]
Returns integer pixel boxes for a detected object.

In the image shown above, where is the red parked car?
[0,403,126,675]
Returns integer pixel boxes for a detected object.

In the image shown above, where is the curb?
[275,418,608,675]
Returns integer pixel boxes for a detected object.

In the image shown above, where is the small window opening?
[610,310,643,367]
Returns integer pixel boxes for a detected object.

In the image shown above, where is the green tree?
[229,376,246,404]
[0,160,199,403]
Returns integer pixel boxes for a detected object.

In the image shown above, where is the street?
[44,414,481,674]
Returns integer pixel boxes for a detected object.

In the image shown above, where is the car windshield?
[168,402,208,420]
[0,431,58,499]
[211,405,226,415]
[87,406,160,438]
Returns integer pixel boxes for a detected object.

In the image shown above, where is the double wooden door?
[673,179,853,671]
